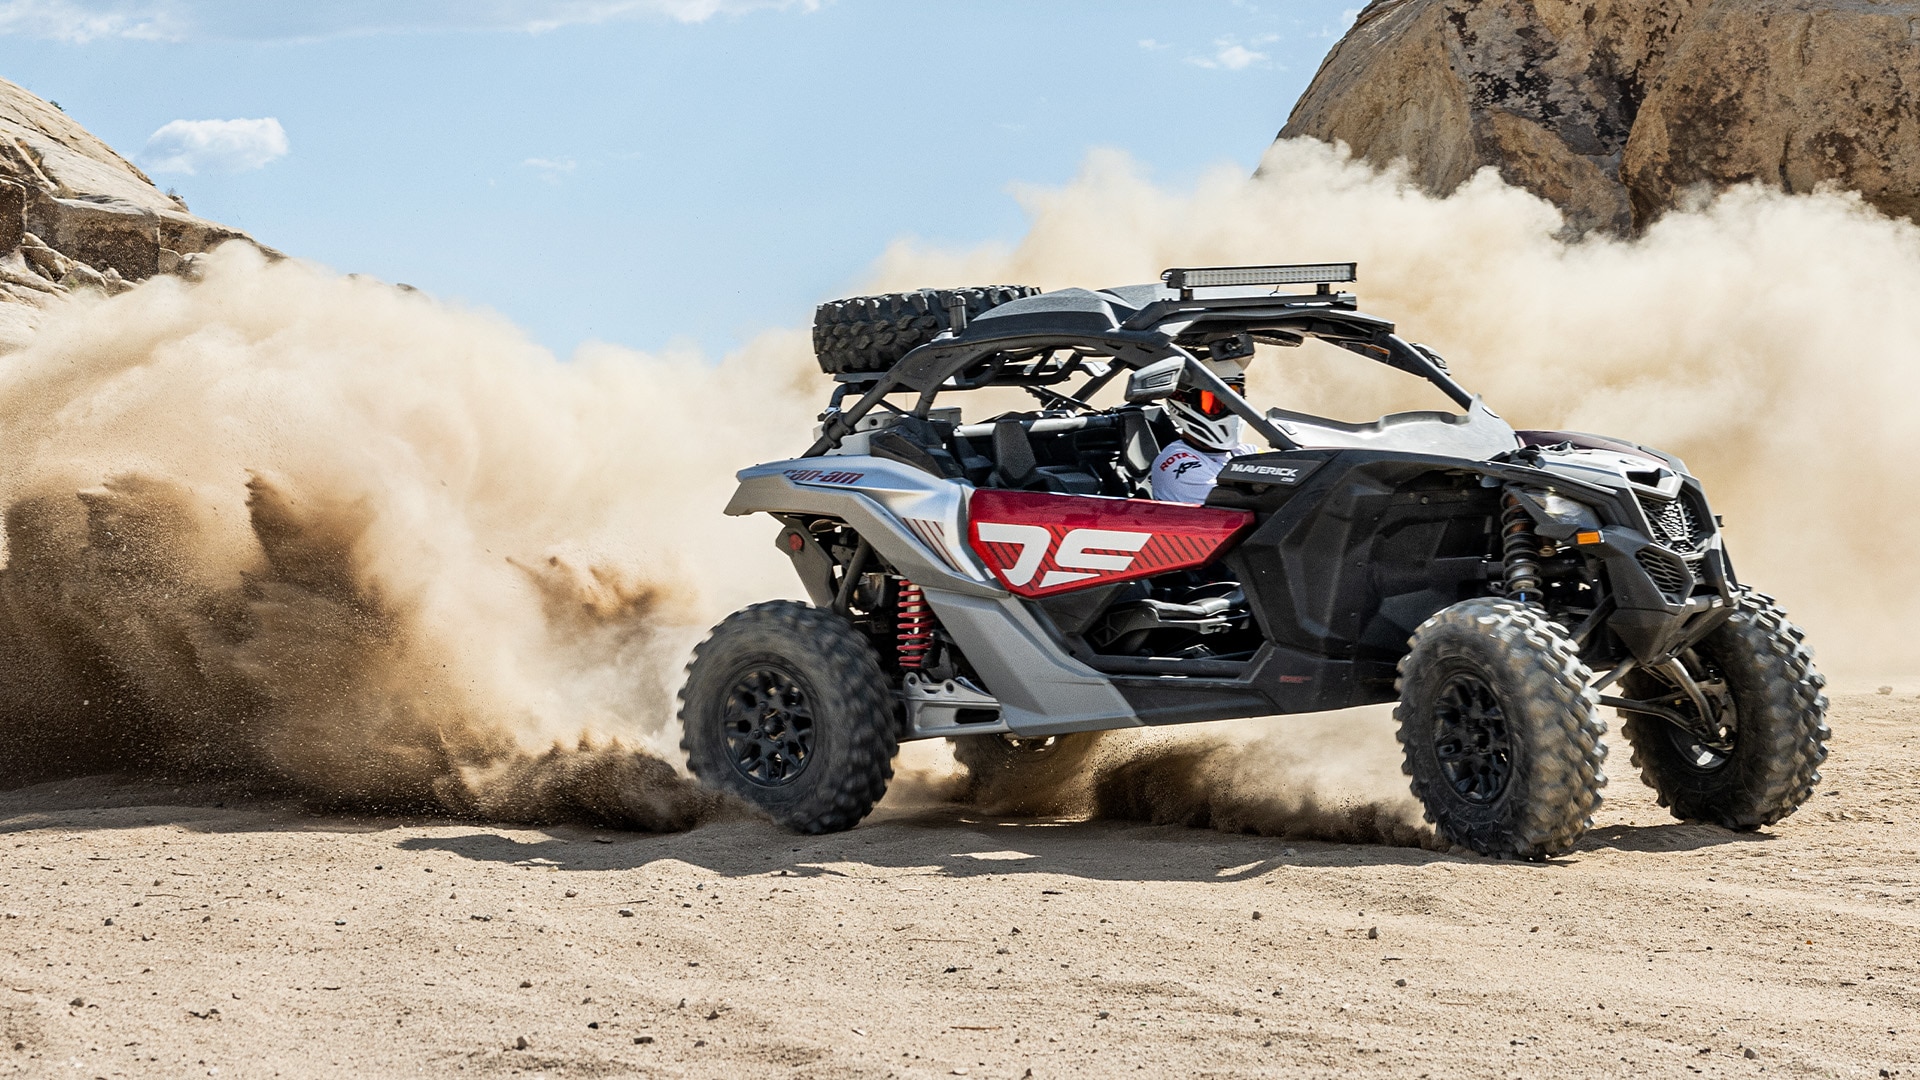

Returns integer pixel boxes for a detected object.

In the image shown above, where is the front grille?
[1635,547,1695,602]
[1637,493,1709,553]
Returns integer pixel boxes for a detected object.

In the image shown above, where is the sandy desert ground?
[2,691,1915,1080]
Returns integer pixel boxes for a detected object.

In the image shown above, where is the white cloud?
[142,117,288,175]
[558,0,819,27]
[1137,37,1168,51]
[0,0,183,42]
[1189,39,1270,71]
[1215,45,1264,69]
[522,157,578,183]
[0,0,820,41]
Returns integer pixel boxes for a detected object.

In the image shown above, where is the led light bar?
[1161,262,1358,295]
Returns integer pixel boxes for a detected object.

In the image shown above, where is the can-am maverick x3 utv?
[679,264,1829,859]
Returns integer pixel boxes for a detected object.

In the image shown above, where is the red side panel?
[966,489,1254,599]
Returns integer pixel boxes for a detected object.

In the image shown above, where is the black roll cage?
[804,290,1476,459]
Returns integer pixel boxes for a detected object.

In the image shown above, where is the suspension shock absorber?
[895,579,934,669]
[1501,493,1544,605]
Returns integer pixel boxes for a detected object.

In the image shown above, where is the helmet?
[1166,363,1247,452]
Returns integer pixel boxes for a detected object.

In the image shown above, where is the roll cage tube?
[1134,296,1476,412]
[903,333,1164,414]
[1374,334,1475,411]
[804,330,1170,458]
[803,311,1477,458]
[1130,331,1474,454]
[1175,354,1299,451]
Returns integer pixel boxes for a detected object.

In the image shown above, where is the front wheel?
[1395,598,1607,859]
[1617,589,1830,829]
[679,601,897,833]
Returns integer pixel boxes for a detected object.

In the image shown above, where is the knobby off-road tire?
[1618,589,1830,829]
[1395,598,1607,860]
[812,286,1039,374]
[679,601,897,833]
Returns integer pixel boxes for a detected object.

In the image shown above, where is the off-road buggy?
[678,264,1830,859]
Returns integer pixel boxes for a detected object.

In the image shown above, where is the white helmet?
[1165,361,1247,452]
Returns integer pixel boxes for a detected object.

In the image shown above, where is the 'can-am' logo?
[784,468,865,485]
[974,524,1151,590]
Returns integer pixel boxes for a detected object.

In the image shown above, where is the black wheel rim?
[1432,672,1514,804]
[721,665,816,788]
[1663,697,1734,771]
[1670,730,1731,771]
[1648,652,1736,771]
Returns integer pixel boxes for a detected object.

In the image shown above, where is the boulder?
[0,74,265,346]
[0,179,23,252]
[1624,0,1920,224]
[1280,0,1920,231]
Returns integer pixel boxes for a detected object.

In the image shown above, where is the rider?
[1150,363,1257,504]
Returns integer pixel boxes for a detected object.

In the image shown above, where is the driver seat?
[1118,408,1161,495]
[988,418,1103,495]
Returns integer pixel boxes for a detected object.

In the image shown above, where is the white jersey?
[1150,439,1256,504]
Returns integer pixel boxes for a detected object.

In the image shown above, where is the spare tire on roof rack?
[812,286,1040,374]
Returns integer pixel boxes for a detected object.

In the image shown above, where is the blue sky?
[0,0,1360,355]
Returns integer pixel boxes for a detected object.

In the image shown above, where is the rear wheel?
[1396,598,1607,859]
[1617,590,1829,829]
[679,601,897,833]
[812,286,1038,374]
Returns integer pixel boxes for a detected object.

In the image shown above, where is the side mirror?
[1124,357,1188,403]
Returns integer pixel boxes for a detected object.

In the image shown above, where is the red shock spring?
[896,579,934,669]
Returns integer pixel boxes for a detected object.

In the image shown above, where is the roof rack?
[1160,262,1358,300]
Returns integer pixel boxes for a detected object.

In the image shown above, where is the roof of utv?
[875,282,1385,392]
[856,265,1469,398]
[807,264,1480,458]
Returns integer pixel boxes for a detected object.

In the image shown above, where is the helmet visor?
[1183,381,1244,419]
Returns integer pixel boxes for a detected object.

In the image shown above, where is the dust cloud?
[931,720,1438,849]
[866,138,1920,839]
[0,246,816,826]
[871,139,1920,676]
[2,136,1913,841]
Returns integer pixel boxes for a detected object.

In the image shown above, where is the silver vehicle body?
[729,459,1140,740]
[721,269,1738,748]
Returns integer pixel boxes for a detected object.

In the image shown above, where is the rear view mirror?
[1124,357,1188,403]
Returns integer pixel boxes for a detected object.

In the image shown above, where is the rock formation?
[1280,0,1920,232]
[0,76,263,349]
